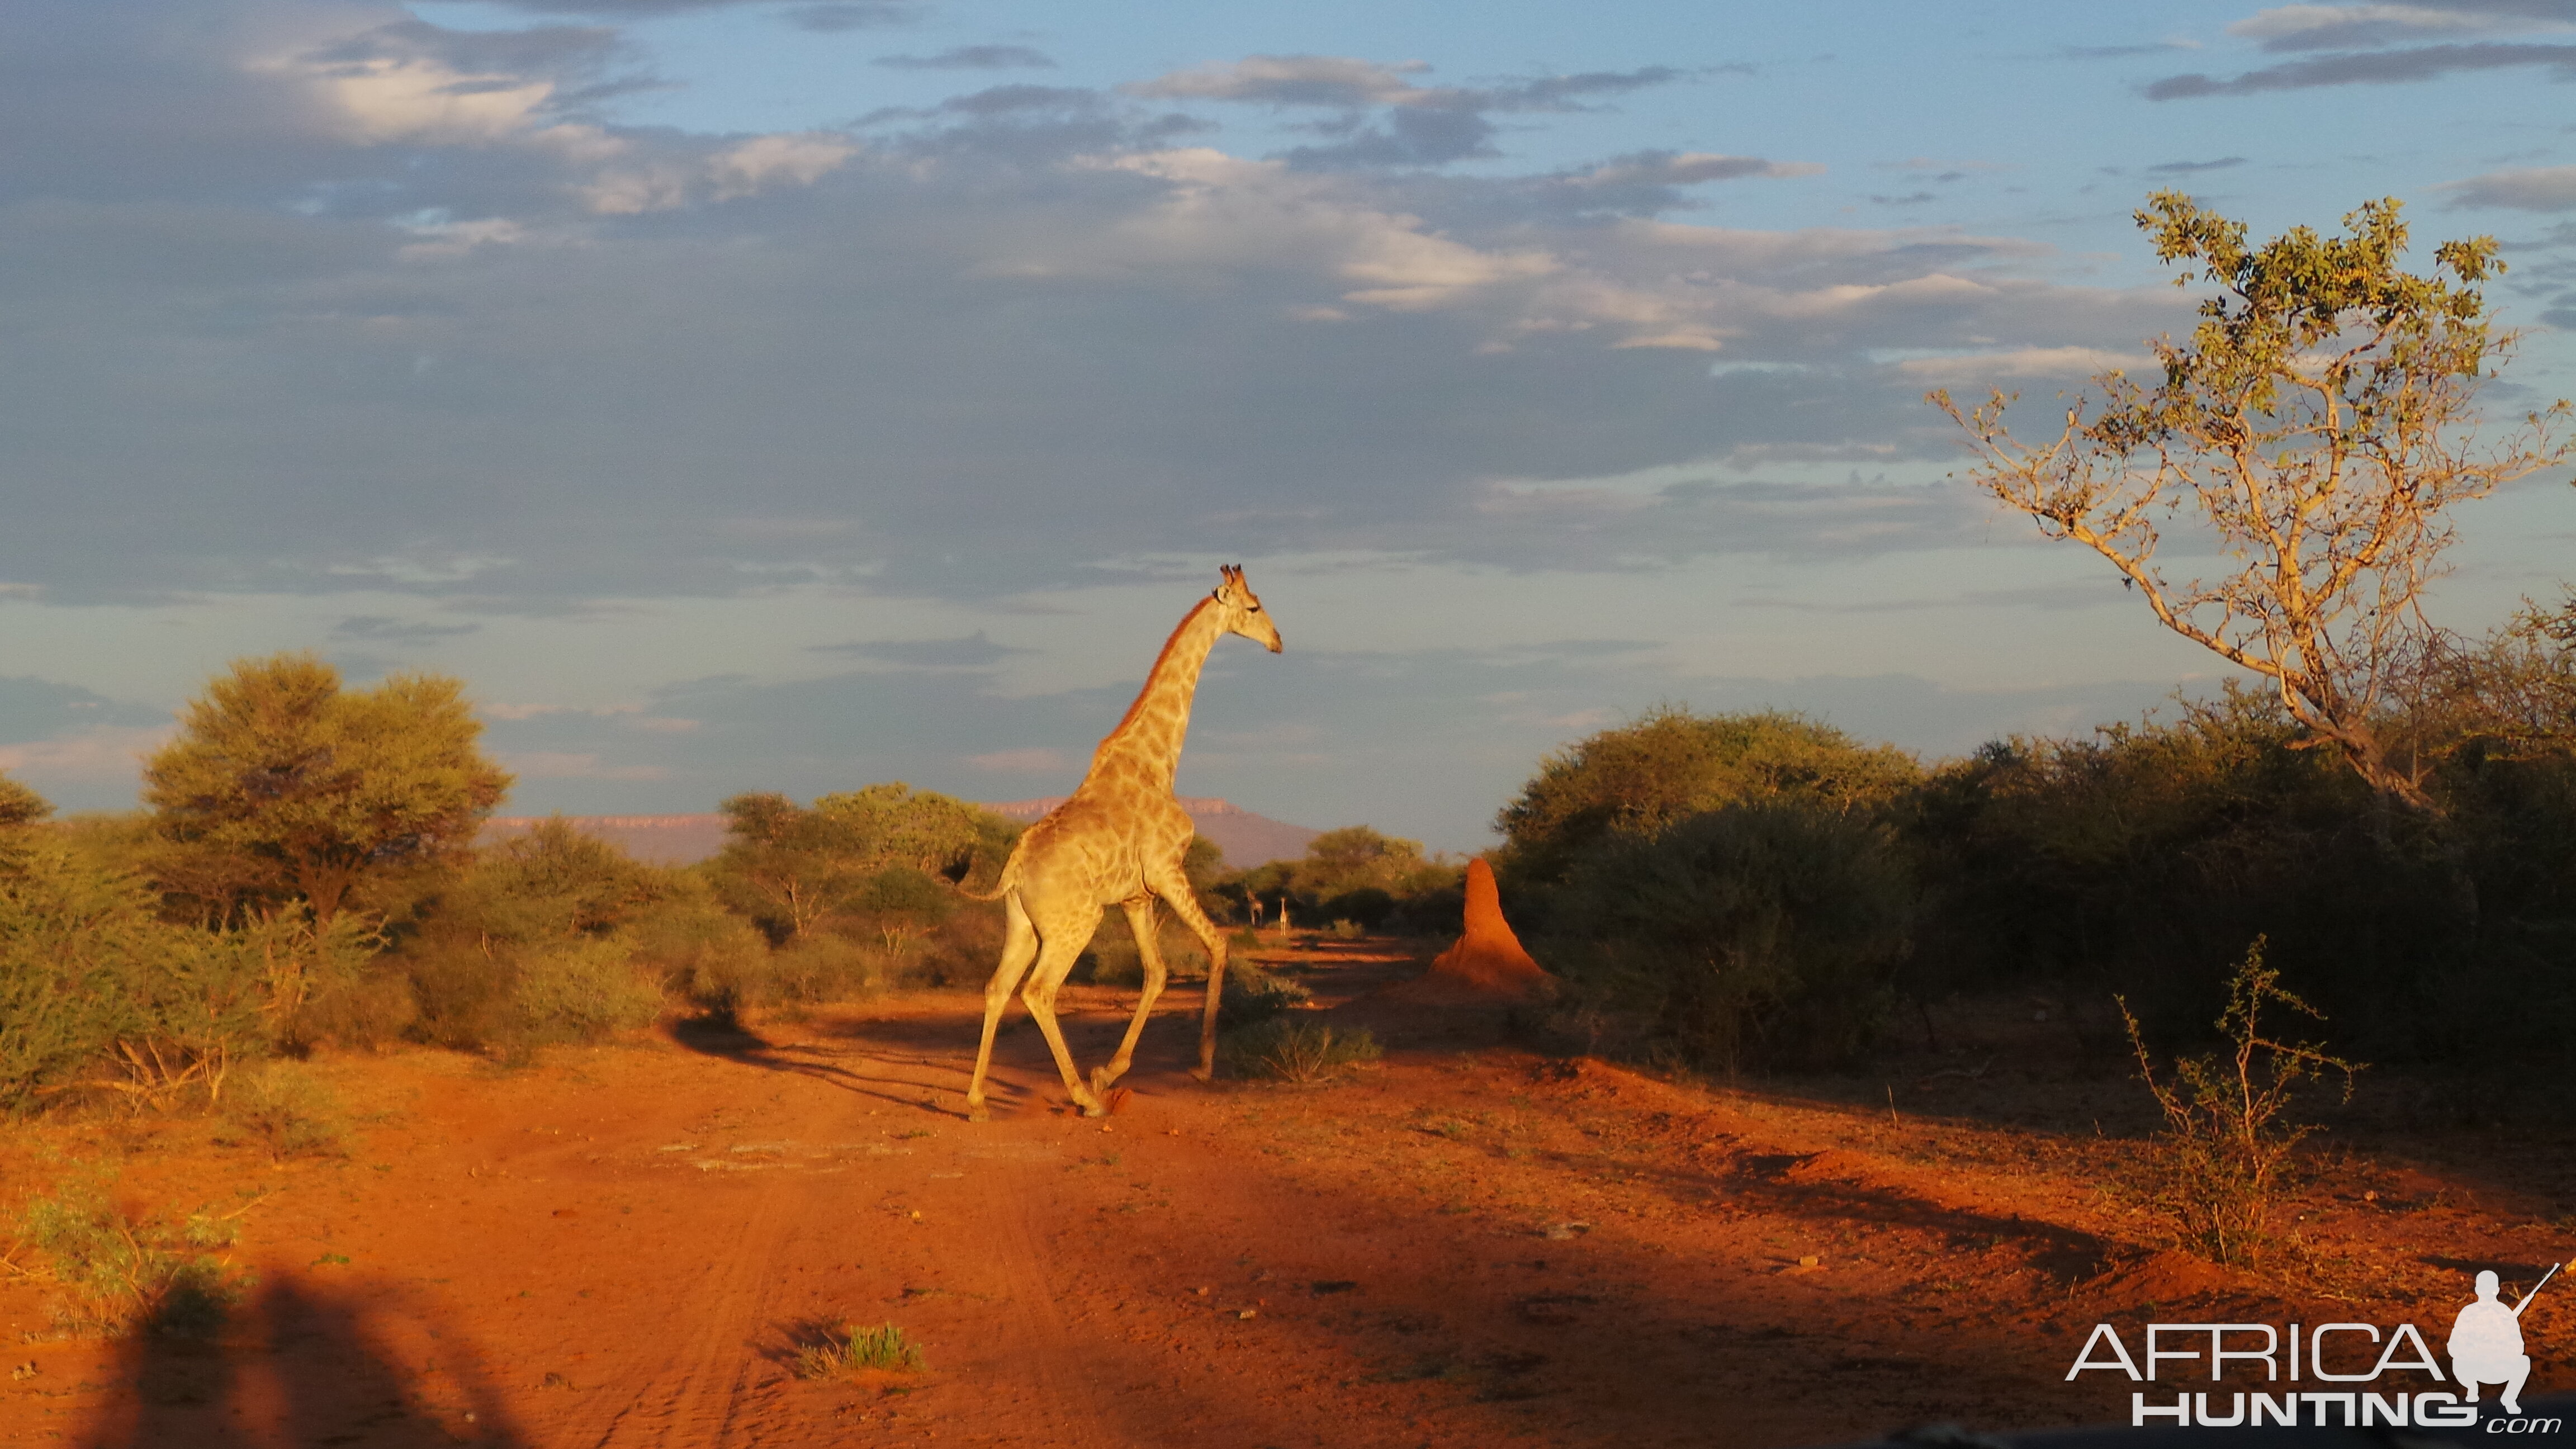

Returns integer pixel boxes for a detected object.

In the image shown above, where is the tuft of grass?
[222,1062,347,1162]
[793,1320,925,1379]
[12,1176,252,1338]
[1220,1018,1381,1085]
[1328,918,1363,940]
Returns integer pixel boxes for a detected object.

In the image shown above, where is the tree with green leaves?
[142,653,512,929]
[1495,707,1920,894]
[1933,193,2572,814]
[0,773,51,829]
[710,784,1016,942]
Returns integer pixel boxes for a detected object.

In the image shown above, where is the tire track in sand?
[941,1126,1123,1448]
[543,1129,815,1448]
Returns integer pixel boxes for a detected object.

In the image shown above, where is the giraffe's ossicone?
[963,565,1283,1121]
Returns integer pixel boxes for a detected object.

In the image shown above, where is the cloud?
[281,18,641,146]
[1124,55,1693,168]
[2225,2,2575,52]
[472,0,913,15]
[0,6,2190,617]
[2062,40,2206,58]
[708,132,860,199]
[0,725,171,782]
[1128,55,1437,108]
[501,750,669,780]
[1893,346,2154,382]
[965,746,1074,772]
[2147,41,2576,96]
[332,615,484,642]
[1505,150,1825,215]
[2441,163,2576,208]
[876,45,1056,70]
[782,1,926,30]
[2144,155,2248,172]
[808,632,1033,666]
[0,676,168,744]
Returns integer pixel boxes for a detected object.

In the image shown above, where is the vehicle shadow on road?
[81,1274,526,1448]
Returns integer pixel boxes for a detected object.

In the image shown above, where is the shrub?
[764,934,890,1007]
[13,1176,250,1337]
[1545,801,1914,1073]
[2122,938,2359,1265]
[625,877,774,1014]
[1324,889,1391,930]
[0,837,268,1112]
[1495,707,1920,906]
[512,938,661,1045]
[391,826,693,1052]
[1220,965,1310,1026]
[1221,1019,1381,1084]
[222,1062,346,1161]
[1071,911,1213,988]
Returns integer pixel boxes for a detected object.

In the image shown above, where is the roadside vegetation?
[1,195,2569,1277]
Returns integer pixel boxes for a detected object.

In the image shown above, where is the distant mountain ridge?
[977,796,1320,870]
[480,797,1320,869]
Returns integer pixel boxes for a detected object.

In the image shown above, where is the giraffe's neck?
[1081,596,1223,797]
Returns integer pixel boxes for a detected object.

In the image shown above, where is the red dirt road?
[5,941,2570,1447]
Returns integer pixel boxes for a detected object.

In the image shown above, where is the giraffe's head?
[1213,564,1282,653]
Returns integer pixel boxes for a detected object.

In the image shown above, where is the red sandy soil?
[4,939,2571,1448]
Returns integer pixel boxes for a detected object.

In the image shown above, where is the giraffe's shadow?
[664,1000,1197,1120]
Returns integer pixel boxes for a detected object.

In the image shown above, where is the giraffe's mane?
[1097,593,1219,749]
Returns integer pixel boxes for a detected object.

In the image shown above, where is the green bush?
[1220,1018,1381,1083]
[1216,828,1461,931]
[1901,685,2576,1064]
[1495,708,1920,909]
[1546,801,1914,1072]
[391,824,676,1054]
[222,1061,347,1161]
[513,937,662,1044]
[1070,910,1213,988]
[0,836,267,1112]
[624,876,774,1014]
[764,934,889,1006]
[13,1176,250,1337]
[1220,964,1310,1025]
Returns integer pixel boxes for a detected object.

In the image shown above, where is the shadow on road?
[82,1274,527,1448]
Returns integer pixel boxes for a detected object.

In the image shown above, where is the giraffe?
[962,565,1282,1121]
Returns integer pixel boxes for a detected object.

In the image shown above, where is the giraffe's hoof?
[966,1103,991,1124]
[1078,1101,1110,1119]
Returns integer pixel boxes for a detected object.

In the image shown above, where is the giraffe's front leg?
[964,894,1040,1123]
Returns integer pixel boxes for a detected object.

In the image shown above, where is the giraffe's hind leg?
[1019,899,1110,1116]
[964,893,1040,1123]
[1089,896,1170,1098]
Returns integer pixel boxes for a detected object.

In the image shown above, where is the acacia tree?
[1932,193,2571,814]
[143,654,513,930]
[710,784,1013,942]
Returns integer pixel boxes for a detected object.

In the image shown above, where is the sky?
[3,0,2574,852]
